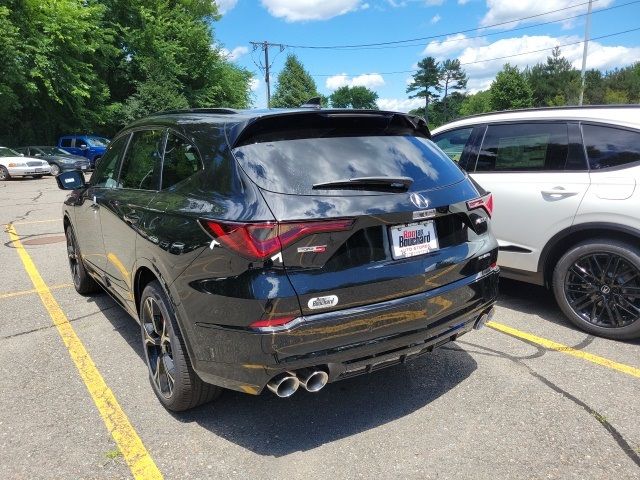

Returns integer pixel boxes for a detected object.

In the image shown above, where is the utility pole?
[249,41,285,108]
[578,0,593,106]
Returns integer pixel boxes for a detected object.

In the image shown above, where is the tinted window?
[433,128,473,163]
[76,138,87,148]
[162,133,201,190]
[119,130,163,190]
[60,138,72,148]
[91,135,128,188]
[476,123,568,172]
[233,136,465,195]
[582,125,640,169]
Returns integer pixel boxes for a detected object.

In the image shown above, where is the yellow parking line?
[3,219,59,226]
[5,224,162,480]
[0,283,72,300]
[488,321,640,379]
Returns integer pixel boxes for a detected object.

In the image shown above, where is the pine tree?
[271,54,320,108]
[406,57,441,125]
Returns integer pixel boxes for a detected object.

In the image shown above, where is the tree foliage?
[0,0,252,145]
[489,64,533,111]
[440,59,467,122]
[329,86,378,109]
[271,54,321,108]
[407,57,442,124]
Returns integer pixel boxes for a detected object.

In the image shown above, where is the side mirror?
[19,153,24,157]
[56,170,86,190]
[79,145,88,150]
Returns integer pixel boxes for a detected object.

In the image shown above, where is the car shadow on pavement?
[179,347,477,457]
[497,278,640,346]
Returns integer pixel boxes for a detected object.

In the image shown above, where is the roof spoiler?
[300,97,322,109]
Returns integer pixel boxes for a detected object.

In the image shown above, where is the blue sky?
[213,0,640,110]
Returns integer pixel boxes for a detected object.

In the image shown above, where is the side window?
[76,138,88,148]
[476,123,569,172]
[60,138,72,148]
[118,130,163,190]
[91,135,129,188]
[433,128,473,164]
[162,133,202,190]
[582,125,640,169]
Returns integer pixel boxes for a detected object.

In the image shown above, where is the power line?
[287,0,639,52]
[249,41,286,108]
[282,0,604,49]
[309,27,640,77]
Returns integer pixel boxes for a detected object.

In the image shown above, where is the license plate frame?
[389,220,439,260]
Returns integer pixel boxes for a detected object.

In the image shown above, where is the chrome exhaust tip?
[267,372,300,398]
[298,368,329,393]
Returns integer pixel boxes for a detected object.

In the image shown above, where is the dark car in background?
[15,146,90,176]
[57,108,499,412]
[57,135,110,168]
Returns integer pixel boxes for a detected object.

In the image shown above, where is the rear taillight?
[199,219,354,260]
[466,193,493,218]
[249,316,296,329]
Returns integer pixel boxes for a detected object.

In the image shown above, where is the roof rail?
[458,104,639,121]
[153,108,240,116]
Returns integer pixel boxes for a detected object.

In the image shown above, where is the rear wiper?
[312,176,413,191]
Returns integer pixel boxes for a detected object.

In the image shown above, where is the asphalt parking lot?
[1,175,639,480]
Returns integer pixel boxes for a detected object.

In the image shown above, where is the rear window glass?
[582,125,640,169]
[232,136,465,195]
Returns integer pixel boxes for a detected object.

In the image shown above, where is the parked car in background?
[57,107,499,411]
[57,135,110,168]
[0,146,51,180]
[432,105,640,340]
[15,146,90,176]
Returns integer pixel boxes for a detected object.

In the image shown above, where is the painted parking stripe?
[5,224,163,480]
[0,283,72,300]
[2,218,59,226]
[488,321,640,378]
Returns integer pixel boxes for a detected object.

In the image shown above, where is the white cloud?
[430,14,441,24]
[220,45,249,61]
[261,0,364,22]
[458,0,470,5]
[456,34,640,93]
[325,73,385,90]
[377,97,425,112]
[423,33,486,57]
[250,78,261,91]
[214,0,238,15]
[480,0,614,28]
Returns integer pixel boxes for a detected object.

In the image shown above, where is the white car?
[0,146,51,180]
[432,106,640,340]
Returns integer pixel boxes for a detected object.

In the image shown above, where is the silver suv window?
[582,124,640,170]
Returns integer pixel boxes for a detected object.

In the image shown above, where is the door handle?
[541,188,579,197]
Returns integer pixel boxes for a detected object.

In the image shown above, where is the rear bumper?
[189,268,499,394]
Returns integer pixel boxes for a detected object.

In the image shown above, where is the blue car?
[57,135,110,168]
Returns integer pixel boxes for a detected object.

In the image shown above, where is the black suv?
[57,108,499,411]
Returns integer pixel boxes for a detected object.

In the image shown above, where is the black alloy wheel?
[553,240,640,340]
[65,226,99,295]
[141,295,176,399]
[139,281,221,411]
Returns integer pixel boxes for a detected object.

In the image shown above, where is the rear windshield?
[232,135,465,195]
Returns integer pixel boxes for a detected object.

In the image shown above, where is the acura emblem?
[409,192,429,209]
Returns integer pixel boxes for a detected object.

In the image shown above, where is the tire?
[50,164,60,176]
[140,280,221,411]
[552,239,640,340]
[32,175,44,179]
[65,226,100,295]
[0,166,9,181]
[93,156,101,168]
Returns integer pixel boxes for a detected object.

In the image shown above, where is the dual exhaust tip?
[267,368,329,398]
[473,306,495,330]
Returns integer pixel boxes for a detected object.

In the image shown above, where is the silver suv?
[432,106,640,340]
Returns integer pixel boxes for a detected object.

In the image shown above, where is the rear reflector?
[199,218,354,260]
[466,193,493,218]
[249,316,295,328]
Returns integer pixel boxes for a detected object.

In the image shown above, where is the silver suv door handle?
[541,188,579,196]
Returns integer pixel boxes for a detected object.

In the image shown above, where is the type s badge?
[308,295,339,310]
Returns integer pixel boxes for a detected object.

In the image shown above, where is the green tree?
[526,47,580,106]
[407,57,441,125]
[489,64,533,111]
[329,86,378,109]
[440,59,467,122]
[271,54,321,108]
[459,90,492,116]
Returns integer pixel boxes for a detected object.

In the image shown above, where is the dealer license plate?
[390,221,439,259]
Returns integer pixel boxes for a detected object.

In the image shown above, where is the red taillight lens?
[249,316,296,329]
[466,193,493,218]
[200,219,354,260]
